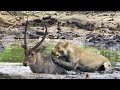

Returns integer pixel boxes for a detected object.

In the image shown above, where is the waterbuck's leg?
[51,55,95,72]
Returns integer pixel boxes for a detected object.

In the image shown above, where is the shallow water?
[0,62,120,79]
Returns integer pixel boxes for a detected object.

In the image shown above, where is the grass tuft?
[0,44,24,63]
[81,45,120,63]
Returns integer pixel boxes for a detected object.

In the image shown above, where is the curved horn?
[31,21,47,51]
[22,19,28,55]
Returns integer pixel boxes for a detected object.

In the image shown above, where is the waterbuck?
[21,20,77,74]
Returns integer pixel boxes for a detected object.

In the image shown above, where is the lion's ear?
[64,42,69,48]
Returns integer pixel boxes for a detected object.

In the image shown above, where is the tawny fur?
[52,42,112,72]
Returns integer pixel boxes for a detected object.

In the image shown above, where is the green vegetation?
[0,43,120,64]
[81,45,120,63]
[42,43,55,56]
[0,44,25,63]
[100,49,120,63]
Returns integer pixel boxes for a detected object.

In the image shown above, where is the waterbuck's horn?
[22,18,28,55]
[31,21,47,51]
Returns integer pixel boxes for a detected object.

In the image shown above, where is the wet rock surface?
[85,33,120,51]
[1,13,120,50]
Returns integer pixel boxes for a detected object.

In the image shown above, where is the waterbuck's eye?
[31,53,34,56]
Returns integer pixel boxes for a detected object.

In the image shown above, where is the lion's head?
[52,42,69,57]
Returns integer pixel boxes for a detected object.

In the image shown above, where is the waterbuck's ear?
[36,46,46,52]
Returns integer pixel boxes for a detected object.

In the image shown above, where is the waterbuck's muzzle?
[23,62,28,66]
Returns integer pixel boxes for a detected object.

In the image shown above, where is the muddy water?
[0,62,120,79]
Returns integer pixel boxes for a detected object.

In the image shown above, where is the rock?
[0,12,25,27]
[0,11,9,15]
[85,33,120,51]
[26,16,58,27]
[1,11,120,52]
[48,31,81,40]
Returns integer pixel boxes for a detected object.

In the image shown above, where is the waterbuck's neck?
[34,52,45,65]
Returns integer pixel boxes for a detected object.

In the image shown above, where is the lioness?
[52,42,112,72]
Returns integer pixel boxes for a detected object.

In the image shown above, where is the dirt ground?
[1,11,120,50]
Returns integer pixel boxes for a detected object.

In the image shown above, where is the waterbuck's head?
[22,19,47,66]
